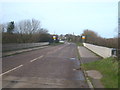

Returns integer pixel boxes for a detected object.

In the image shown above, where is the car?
[59,40,65,43]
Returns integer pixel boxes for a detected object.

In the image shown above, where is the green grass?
[76,42,83,46]
[81,57,118,88]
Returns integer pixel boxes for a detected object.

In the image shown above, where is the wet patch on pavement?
[70,58,76,60]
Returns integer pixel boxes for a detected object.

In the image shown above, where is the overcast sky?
[0,0,118,38]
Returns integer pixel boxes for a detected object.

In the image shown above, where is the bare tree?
[2,19,50,43]
[81,29,118,48]
[16,19,41,34]
[14,19,40,43]
[82,29,98,44]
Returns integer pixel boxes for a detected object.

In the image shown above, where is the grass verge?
[76,42,83,46]
[81,57,118,88]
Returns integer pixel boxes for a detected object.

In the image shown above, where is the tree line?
[1,19,118,48]
[81,29,118,48]
[1,19,51,43]
[64,30,118,48]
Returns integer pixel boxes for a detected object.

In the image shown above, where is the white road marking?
[30,55,44,62]
[38,55,44,59]
[30,58,37,62]
[1,55,44,76]
[0,65,23,76]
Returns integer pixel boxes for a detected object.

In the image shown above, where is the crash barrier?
[83,43,117,58]
[2,42,49,52]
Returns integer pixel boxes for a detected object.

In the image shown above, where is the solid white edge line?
[0,65,23,76]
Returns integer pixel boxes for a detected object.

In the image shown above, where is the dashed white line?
[0,65,23,76]
[38,55,44,59]
[1,55,44,76]
[30,55,44,62]
[30,58,37,62]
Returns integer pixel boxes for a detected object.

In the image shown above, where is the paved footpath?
[78,46,101,63]
[78,46,104,88]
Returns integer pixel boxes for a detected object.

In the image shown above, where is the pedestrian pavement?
[78,46,101,63]
[78,46,104,88]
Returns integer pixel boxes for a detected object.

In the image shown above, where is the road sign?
[53,36,56,40]
[82,36,85,39]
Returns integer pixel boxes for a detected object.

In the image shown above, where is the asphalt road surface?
[2,43,88,88]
